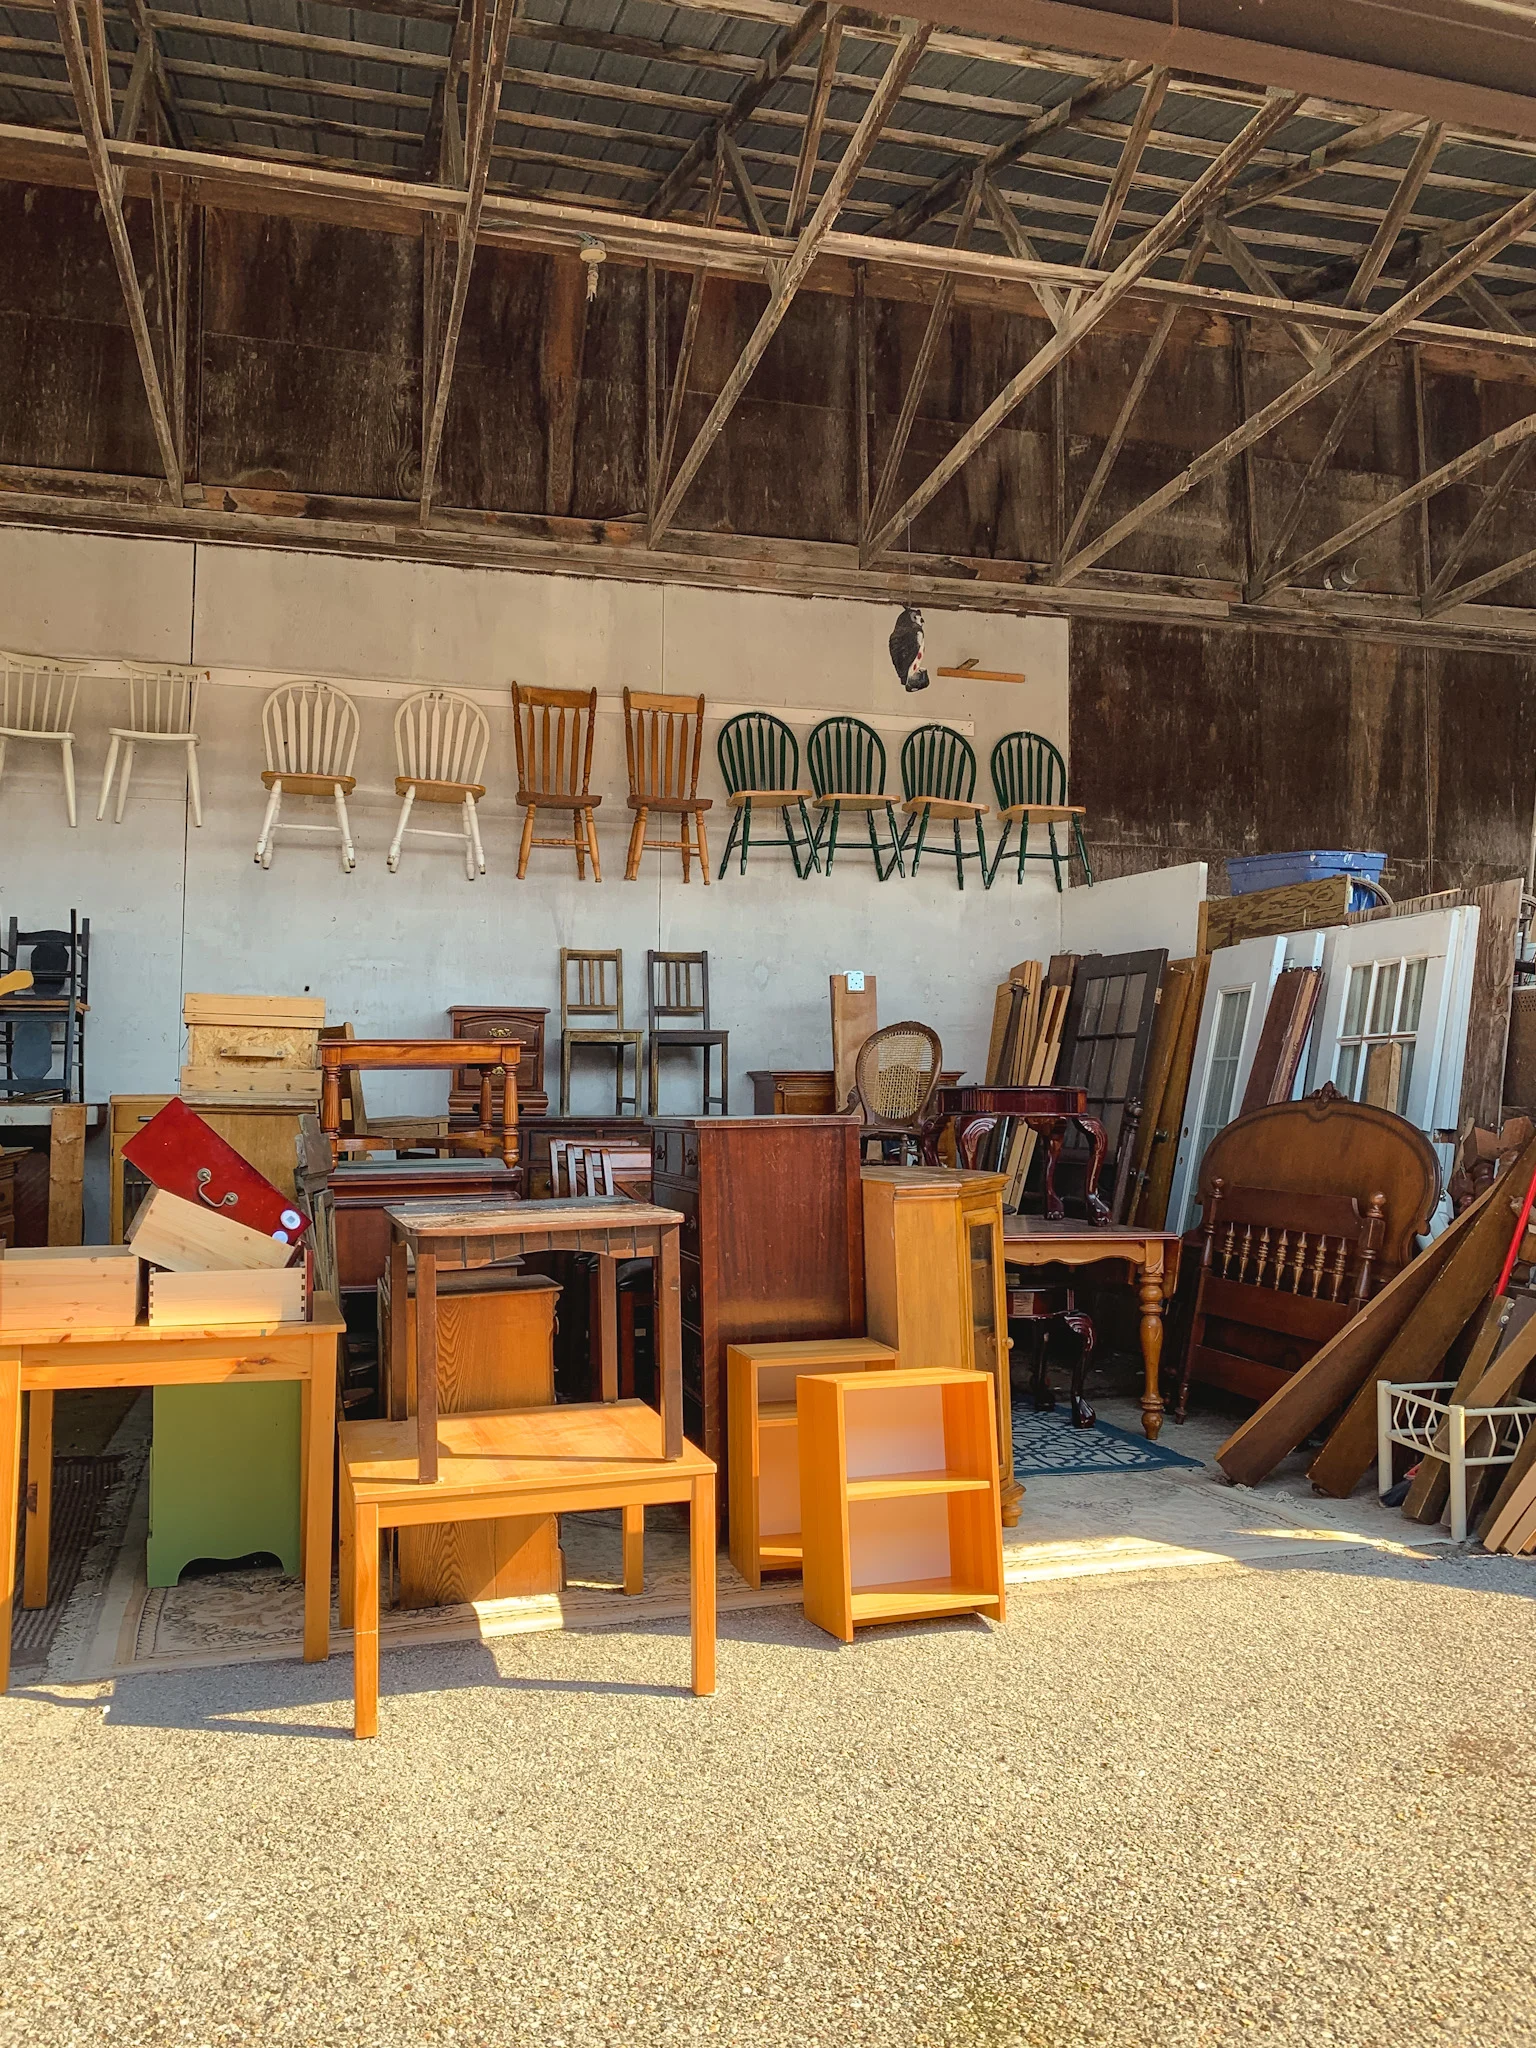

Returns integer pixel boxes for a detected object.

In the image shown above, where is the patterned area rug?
[1013,1407,1204,1477]
[11,1455,123,1669]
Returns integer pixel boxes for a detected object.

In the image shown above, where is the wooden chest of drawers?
[649,1115,865,1480]
[447,1006,549,1121]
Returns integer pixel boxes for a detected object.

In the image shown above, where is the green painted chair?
[897,723,992,891]
[715,712,820,878]
[806,716,905,879]
[987,730,1093,890]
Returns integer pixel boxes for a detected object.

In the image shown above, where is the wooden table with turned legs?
[1001,1218,1182,1440]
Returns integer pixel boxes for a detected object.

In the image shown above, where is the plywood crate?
[147,1266,307,1328]
[798,1367,1004,1641]
[181,993,325,1107]
[0,1244,141,1334]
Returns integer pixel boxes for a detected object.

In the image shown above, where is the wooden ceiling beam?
[1343,120,1442,306]
[784,7,840,234]
[1079,64,1166,271]
[1422,440,1536,612]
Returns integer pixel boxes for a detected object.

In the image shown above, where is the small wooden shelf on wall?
[727,1337,898,1587]
[797,1367,1005,1641]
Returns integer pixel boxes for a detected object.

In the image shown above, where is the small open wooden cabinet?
[798,1367,1005,1641]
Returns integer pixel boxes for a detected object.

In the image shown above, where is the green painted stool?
[147,1382,301,1587]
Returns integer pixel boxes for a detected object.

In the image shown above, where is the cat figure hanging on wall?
[888,605,931,692]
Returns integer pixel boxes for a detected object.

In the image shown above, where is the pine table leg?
[22,1389,54,1609]
[337,1454,355,1631]
[302,1343,336,1662]
[0,1357,20,1692]
[353,1502,380,1739]
[622,1503,644,1594]
[690,1472,716,1696]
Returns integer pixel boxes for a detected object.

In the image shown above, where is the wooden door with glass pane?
[1055,948,1167,1198]
[1307,907,1480,1138]
[1166,936,1286,1233]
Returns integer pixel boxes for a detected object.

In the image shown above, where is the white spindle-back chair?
[387,688,491,879]
[97,662,204,827]
[255,680,363,870]
[0,652,85,826]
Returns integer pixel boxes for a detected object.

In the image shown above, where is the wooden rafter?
[656,147,728,508]
[864,91,1303,561]
[1422,442,1536,614]
[649,21,931,546]
[1059,183,1536,584]
[981,177,1066,328]
[1344,121,1442,306]
[1260,404,1536,597]
[418,0,517,522]
[1080,66,1168,270]
[880,56,1149,242]
[721,133,772,239]
[52,0,183,503]
[1243,360,1373,601]
[785,8,841,235]
[1204,213,1330,370]
[645,0,828,223]
[1430,535,1536,613]
[866,169,984,553]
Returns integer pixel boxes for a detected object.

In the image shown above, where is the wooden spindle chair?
[388,688,490,880]
[623,688,712,883]
[987,731,1092,891]
[805,716,904,879]
[511,683,603,880]
[0,652,84,827]
[646,949,727,1116]
[897,722,991,891]
[560,948,642,1116]
[97,662,203,828]
[255,680,362,871]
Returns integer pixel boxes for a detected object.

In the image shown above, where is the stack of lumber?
[181,992,326,1108]
[1126,955,1209,1228]
[128,1187,306,1327]
[983,956,1075,1209]
[1216,1127,1536,1552]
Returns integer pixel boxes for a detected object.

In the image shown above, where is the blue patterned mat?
[1013,1407,1206,1477]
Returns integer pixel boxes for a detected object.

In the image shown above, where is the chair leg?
[387,785,415,873]
[952,816,964,892]
[824,801,841,874]
[517,803,536,879]
[625,806,648,882]
[975,814,992,890]
[574,803,588,881]
[584,808,602,883]
[718,1040,728,1115]
[334,783,356,871]
[1047,821,1065,892]
[737,799,753,876]
[560,1040,571,1117]
[695,809,709,886]
[60,736,76,828]
[113,740,136,824]
[256,779,283,866]
[719,806,742,880]
[911,804,932,876]
[884,802,906,879]
[796,799,820,876]
[96,735,120,822]
[466,793,486,875]
[185,738,203,828]
[1017,819,1029,885]
[647,1039,659,1118]
[460,795,476,880]
[1073,816,1094,885]
[679,808,693,885]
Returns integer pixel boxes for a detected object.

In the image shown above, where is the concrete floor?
[2,1534,1533,2047]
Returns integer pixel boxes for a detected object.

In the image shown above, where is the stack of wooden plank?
[983,957,1075,1209]
[1217,1128,1536,1552]
[1126,954,1209,1228]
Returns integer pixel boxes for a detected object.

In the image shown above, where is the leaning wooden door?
[1055,947,1167,1197]
[1166,934,1290,1234]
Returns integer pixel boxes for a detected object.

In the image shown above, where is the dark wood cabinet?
[447,1006,549,1121]
[649,1115,865,1484]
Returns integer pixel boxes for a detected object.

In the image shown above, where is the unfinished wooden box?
[798,1367,1005,1642]
[127,1187,297,1274]
[148,1266,307,1328]
[726,1337,899,1588]
[180,993,325,1108]
[378,1265,563,1607]
[0,1244,141,1334]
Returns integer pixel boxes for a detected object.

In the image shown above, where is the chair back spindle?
[0,653,83,737]
[807,715,887,798]
[900,723,979,804]
[261,681,361,781]
[717,712,798,798]
[394,689,489,788]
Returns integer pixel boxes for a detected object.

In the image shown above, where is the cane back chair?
[846,1020,943,1161]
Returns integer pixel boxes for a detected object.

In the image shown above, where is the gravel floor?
[2,1545,1534,2048]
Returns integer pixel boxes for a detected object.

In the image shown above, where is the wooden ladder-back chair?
[560,948,642,1116]
[847,1020,943,1161]
[715,712,819,878]
[646,950,727,1115]
[1172,1085,1440,1421]
[623,689,712,883]
[806,715,904,879]
[388,688,490,880]
[898,723,991,891]
[988,731,1092,891]
[0,912,89,1103]
[97,662,203,827]
[255,680,362,870]
[0,652,84,827]
[511,683,602,880]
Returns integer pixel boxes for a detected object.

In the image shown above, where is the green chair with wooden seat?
[806,716,905,880]
[897,723,991,891]
[987,730,1092,891]
[716,713,820,878]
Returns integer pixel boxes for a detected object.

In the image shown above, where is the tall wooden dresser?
[649,1116,865,1484]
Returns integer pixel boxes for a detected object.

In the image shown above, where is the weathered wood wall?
[4,179,1535,894]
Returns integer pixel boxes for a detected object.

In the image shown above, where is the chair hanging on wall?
[387,688,490,879]
[806,716,904,879]
[254,680,362,871]
[646,950,728,1116]
[1,652,84,827]
[97,662,203,827]
[623,689,712,884]
[897,723,991,891]
[845,1020,943,1162]
[987,731,1092,891]
[511,683,603,880]
[715,712,820,879]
